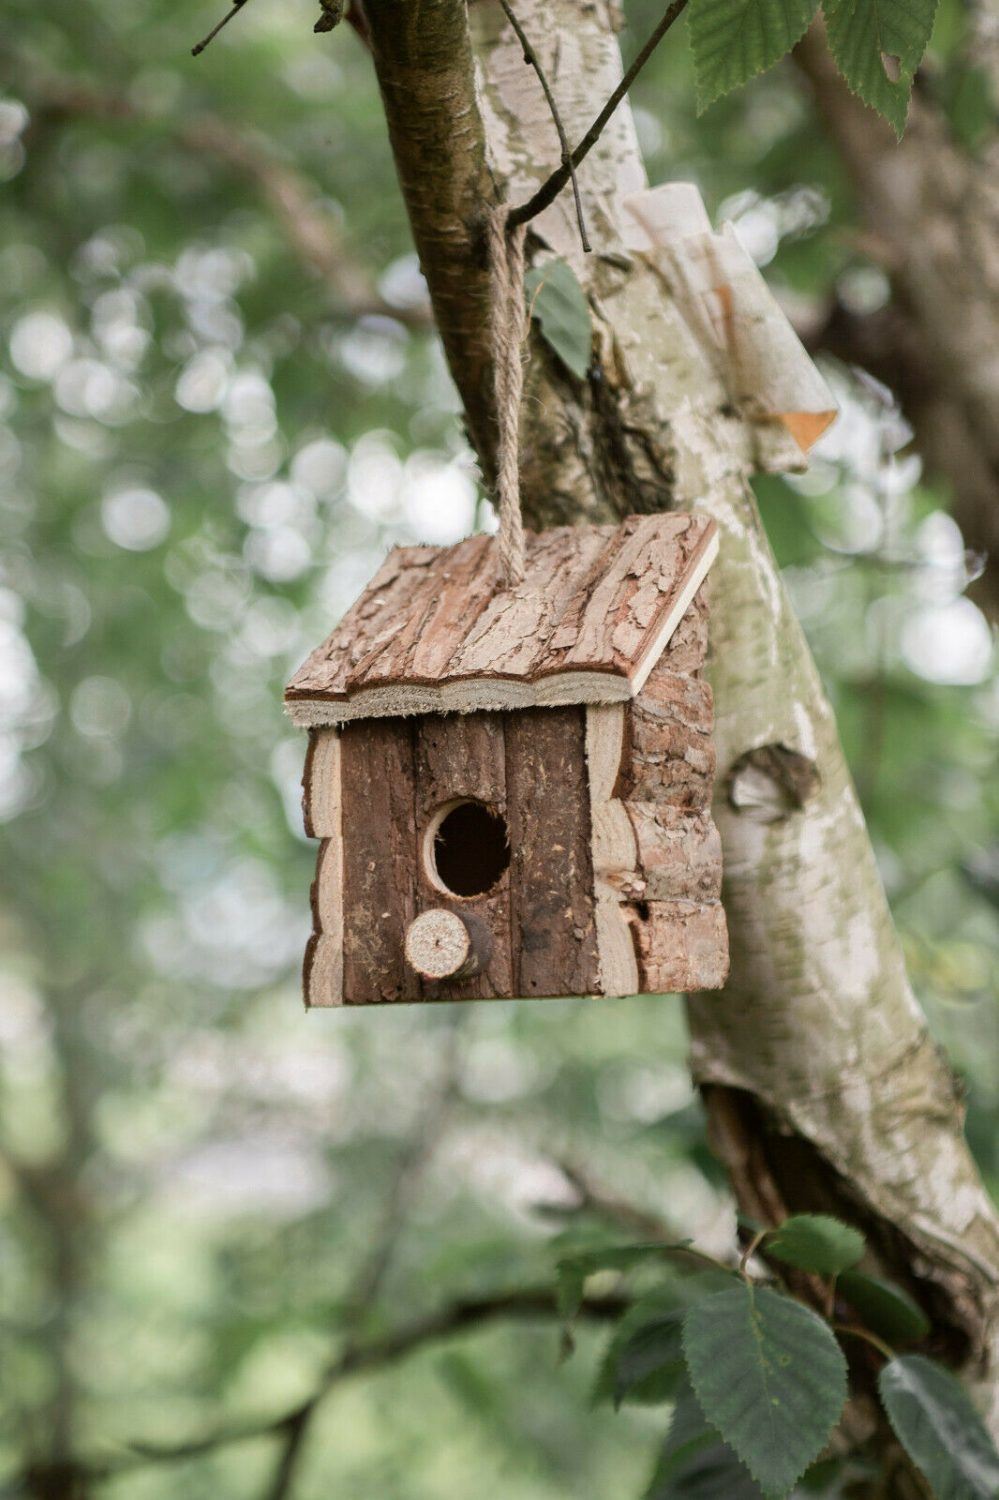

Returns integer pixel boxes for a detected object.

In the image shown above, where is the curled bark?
[362,0,999,1423]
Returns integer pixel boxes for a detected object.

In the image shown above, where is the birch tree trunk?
[362,0,999,1417]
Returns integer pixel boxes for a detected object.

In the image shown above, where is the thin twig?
[192,0,253,56]
[507,0,690,231]
[264,1019,464,1500]
[833,1323,896,1363]
[38,1287,630,1486]
[497,0,590,252]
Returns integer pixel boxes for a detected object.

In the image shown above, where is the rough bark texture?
[285,514,717,722]
[362,0,999,1414]
[795,14,999,616]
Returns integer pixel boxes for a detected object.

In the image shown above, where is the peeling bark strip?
[362,0,999,1403]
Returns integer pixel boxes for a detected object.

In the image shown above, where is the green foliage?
[766,1214,864,1276]
[1,0,997,1494]
[878,1355,999,1500]
[837,1271,931,1343]
[685,0,940,132]
[687,0,818,111]
[822,0,940,136]
[524,258,593,379]
[682,1283,849,1496]
[593,1291,688,1408]
[646,1381,762,1499]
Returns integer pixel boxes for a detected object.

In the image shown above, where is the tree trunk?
[794,12,999,618]
[362,0,999,1422]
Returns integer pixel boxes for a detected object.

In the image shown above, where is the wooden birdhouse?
[284,513,728,1006]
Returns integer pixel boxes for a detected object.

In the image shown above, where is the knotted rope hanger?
[485,204,529,587]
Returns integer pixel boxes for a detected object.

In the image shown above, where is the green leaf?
[683,1284,848,1497]
[838,1271,930,1343]
[646,1381,763,1499]
[767,1215,865,1276]
[879,1355,999,1500]
[687,0,819,111]
[593,1293,687,1408]
[822,0,939,137]
[525,259,592,379]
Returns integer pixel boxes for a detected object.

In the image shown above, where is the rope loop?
[485,204,528,587]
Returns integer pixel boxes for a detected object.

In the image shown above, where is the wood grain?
[339,718,419,1004]
[505,706,601,998]
[585,704,640,996]
[304,730,343,1007]
[285,515,718,724]
[412,712,513,1001]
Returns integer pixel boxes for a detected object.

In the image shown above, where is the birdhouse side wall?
[586,589,728,995]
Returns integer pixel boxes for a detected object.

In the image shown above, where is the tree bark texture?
[795,11,999,616]
[361,0,999,1414]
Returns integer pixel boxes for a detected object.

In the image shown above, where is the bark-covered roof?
[285,512,718,725]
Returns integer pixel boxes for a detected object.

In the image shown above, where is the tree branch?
[506,0,689,230]
[263,1022,463,1500]
[363,0,499,465]
[497,0,589,250]
[34,1287,628,1487]
[793,16,999,618]
[361,0,999,1418]
[18,74,430,330]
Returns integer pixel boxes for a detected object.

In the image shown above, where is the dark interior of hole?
[433,802,510,898]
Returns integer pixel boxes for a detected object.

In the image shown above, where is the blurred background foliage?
[0,0,996,1495]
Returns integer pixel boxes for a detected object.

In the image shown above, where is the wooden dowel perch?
[404,910,492,981]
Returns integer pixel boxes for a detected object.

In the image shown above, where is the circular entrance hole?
[426,799,510,899]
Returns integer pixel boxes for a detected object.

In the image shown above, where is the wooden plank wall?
[305,708,601,1004]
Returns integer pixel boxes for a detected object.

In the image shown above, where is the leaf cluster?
[686,0,940,135]
[561,1214,999,1499]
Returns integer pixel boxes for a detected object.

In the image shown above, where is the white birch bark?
[468,0,999,1398]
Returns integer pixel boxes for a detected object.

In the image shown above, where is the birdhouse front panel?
[288,513,728,1005]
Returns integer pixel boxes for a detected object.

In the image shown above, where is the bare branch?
[506,0,689,231]
[40,1286,629,1486]
[264,1021,463,1500]
[497,0,590,251]
[192,0,253,57]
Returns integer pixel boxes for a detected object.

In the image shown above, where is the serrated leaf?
[683,1284,848,1497]
[838,1271,930,1343]
[556,1244,686,1320]
[823,0,939,137]
[646,1381,763,1500]
[687,0,819,111]
[767,1215,864,1276]
[525,259,592,379]
[879,1355,999,1500]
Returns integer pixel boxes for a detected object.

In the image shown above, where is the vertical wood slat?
[585,704,640,997]
[303,730,344,1007]
[412,713,513,999]
[504,707,600,998]
[339,718,419,1003]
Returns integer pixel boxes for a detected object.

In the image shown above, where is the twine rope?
[485,204,528,586]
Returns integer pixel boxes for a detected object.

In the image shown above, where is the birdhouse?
[284,513,728,1006]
